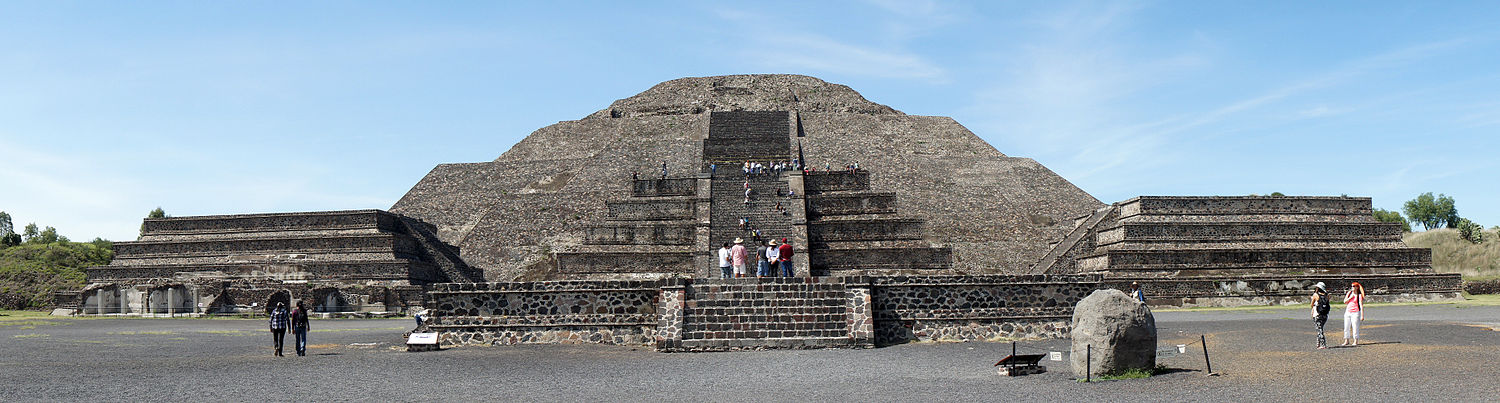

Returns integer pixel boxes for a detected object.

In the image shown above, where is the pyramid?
[390,74,1103,281]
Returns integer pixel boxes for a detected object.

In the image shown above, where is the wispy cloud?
[711,6,950,82]
[742,34,947,81]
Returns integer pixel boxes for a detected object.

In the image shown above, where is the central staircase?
[676,278,867,351]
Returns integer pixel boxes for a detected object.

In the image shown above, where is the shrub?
[1458,218,1485,244]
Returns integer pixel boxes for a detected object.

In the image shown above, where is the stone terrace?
[92,210,478,285]
[1034,196,1460,306]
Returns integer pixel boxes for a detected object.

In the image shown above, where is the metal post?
[1086,344,1092,382]
[1201,334,1213,375]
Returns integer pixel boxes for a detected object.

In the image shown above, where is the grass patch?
[1405,228,1500,280]
[12,333,49,339]
[0,319,66,328]
[0,310,57,321]
[1082,365,1171,382]
[109,330,176,335]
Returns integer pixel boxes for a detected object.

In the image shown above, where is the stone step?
[1119,196,1373,217]
[682,329,849,339]
[676,337,855,351]
[687,298,847,308]
[1077,247,1432,272]
[1097,222,1404,245]
[139,209,398,236]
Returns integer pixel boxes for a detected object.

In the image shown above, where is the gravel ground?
[3,303,1498,402]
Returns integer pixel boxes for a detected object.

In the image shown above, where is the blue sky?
[2,1,1498,241]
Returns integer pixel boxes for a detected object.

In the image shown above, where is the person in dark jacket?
[291,301,310,356]
[1310,282,1331,349]
[269,302,290,357]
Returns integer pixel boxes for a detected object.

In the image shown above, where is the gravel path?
[3,304,1498,401]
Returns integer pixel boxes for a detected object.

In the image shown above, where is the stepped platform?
[74,210,467,315]
[1034,196,1458,306]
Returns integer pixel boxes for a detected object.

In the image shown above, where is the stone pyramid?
[391,74,1102,281]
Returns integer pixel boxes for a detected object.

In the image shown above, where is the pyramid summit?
[391,74,1103,281]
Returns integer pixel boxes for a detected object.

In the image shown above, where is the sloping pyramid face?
[391,74,1102,281]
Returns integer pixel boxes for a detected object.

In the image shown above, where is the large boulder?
[1070,289,1156,378]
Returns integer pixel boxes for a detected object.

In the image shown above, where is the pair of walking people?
[268,301,310,356]
[1310,281,1365,349]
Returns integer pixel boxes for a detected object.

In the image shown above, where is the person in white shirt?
[717,243,732,279]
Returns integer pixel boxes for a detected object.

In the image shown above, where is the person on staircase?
[764,239,780,277]
[756,241,771,278]
[778,239,795,277]
[730,238,748,278]
[718,243,733,279]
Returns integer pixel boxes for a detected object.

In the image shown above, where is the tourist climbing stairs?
[708,169,795,251]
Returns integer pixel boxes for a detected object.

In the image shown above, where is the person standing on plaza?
[268,302,289,357]
[1342,281,1365,346]
[1129,282,1145,303]
[718,243,733,279]
[290,300,310,356]
[730,238,748,278]
[1310,282,1331,349]
[777,238,795,277]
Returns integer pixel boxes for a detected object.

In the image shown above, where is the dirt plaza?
[3,300,1498,401]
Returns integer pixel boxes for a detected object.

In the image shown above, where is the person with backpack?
[1342,281,1366,346]
[268,302,290,357]
[290,300,310,356]
[1310,282,1331,349]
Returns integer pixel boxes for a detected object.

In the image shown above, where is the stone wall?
[804,171,870,194]
[584,224,696,245]
[86,261,437,283]
[1084,248,1432,273]
[428,275,1104,350]
[811,248,953,271]
[64,280,423,316]
[605,200,696,221]
[554,252,695,275]
[1107,222,1404,243]
[114,234,421,257]
[1109,273,1463,307]
[1120,196,1372,216]
[869,275,1099,345]
[806,193,898,216]
[633,178,697,197]
[142,210,404,235]
[808,219,925,242]
[427,281,661,346]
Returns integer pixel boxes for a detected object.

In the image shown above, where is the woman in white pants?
[1342,282,1366,346]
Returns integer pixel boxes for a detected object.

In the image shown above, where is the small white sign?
[407,332,438,345]
[1177,344,1187,354]
[1049,351,1062,361]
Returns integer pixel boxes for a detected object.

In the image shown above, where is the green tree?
[32,226,62,244]
[0,211,12,236]
[140,207,168,237]
[22,223,39,242]
[1372,208,1412,232]
[1269,192,1285,197]
[1403,192,1459,230]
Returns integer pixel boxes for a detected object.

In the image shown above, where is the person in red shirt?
[777,238,795,277]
